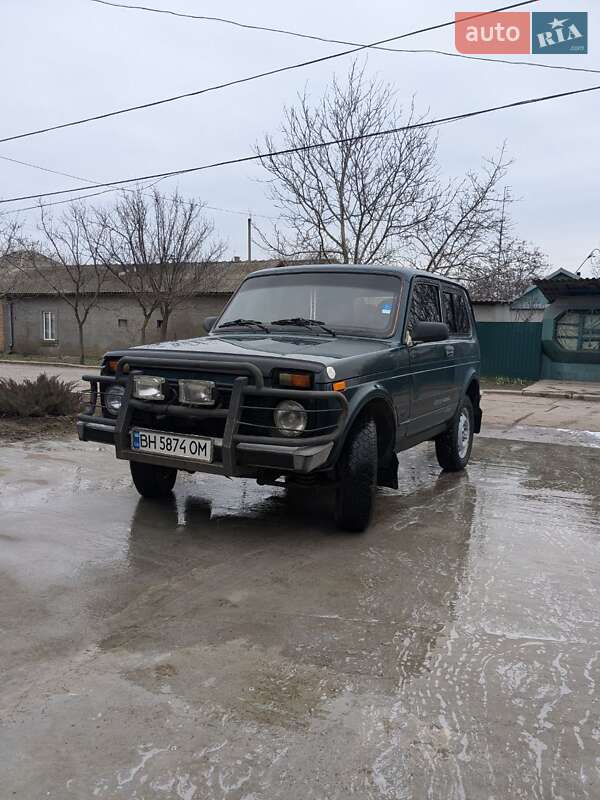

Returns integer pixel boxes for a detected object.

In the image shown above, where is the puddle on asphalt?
[1,436,600,798]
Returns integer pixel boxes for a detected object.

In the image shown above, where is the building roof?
[3,258,300,297]
[543,267,580,281]
[534,276,600,302]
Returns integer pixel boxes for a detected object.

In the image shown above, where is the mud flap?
[377,451,399,489]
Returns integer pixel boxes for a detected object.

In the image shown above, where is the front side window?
[216,272,403,338]
[42,311,56,342]
[555,310,600,352]
[408,282,441,332]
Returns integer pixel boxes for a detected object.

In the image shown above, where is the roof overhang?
[534,277,600,302]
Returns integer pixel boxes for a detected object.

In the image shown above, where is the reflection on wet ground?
[1,435,599,799]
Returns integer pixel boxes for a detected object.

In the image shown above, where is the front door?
[406,280,456,436]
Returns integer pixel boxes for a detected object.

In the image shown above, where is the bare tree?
[258,64,531,292]
[257,62,438,264]
[21,204,109,363]
[465,238,548,304]
[97,187,225,342]
[0,219,25,298]
[408,149,511,277]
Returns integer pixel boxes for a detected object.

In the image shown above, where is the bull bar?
[77,355,349,476]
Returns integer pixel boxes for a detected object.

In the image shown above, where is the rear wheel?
[130,460,177,498]
[335,417,377,533]
[435,396,474,472]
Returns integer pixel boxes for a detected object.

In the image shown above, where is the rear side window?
[408,282,441,331]
[442,289,472,336]
[454,292,472,334]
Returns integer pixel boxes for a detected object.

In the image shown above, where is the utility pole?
[247,214,252,262]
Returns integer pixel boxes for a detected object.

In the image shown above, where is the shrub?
[0,374,79,418]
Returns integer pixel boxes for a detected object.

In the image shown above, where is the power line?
[91,0,600,77]
[0,82,596,207]
[0,153,99,184]
[0,0,538,145]
[0,152,276,219]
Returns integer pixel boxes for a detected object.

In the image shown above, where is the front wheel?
[335,417,377,533]
[435,396,474,472]
[130,460,177,498]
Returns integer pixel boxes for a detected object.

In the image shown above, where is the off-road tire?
[130,460,177,498]
[335,417,377,533]
[435,396,474,472]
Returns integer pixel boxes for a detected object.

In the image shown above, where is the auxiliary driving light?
[132,375,166,401]
[178,379,215,406]
[273,400,307,437]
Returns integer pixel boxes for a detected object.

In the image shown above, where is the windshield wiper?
[218,318,269,333]
[270,318,336,337]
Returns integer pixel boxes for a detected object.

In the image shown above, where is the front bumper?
[77,355,347,477]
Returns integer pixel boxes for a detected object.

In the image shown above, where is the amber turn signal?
[278,372,312,389]
[333,380,347,391]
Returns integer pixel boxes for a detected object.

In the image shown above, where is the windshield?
[215,271,403,338]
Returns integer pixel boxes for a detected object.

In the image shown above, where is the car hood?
[124,333,394,381]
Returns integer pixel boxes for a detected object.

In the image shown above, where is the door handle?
[445,345,454,358]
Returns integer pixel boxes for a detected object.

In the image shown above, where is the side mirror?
[411,321,449,344]
[203,315,217,333]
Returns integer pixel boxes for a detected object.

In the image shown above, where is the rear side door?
[406,280,456,436]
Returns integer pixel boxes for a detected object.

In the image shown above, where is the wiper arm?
[270,317,336,337]
[218,318,269,333]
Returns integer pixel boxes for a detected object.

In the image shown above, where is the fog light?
[179,379,215,406]
[274,400,307,437]
[105,384,125,416]
[133,375,165,401]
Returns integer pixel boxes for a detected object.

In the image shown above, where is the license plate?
[131,428,213,462]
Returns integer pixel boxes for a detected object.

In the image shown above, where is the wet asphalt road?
[1,433,599,799]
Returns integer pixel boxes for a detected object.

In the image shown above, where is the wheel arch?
[335,387,397,466]
[462,370,482,434]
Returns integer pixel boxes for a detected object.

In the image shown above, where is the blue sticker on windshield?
[380,302,392,315]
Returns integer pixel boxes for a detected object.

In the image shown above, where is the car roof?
[242,263,466,290]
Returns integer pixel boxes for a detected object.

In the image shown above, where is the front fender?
[328,382,397,465]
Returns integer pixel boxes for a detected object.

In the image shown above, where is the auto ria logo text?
[455,11,588,55]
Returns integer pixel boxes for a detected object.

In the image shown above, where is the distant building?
[0,258,297,358]
[534,272,600,381]
[471,268,578,323]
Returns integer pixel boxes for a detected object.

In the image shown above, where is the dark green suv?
[78,265,481,531]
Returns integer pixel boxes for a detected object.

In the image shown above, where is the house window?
[156,319,163,329]
[555,310,600,352]
[118,318,128,329]
[42,311,57,342]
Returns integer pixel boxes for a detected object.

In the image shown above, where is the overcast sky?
[1,0,598,273]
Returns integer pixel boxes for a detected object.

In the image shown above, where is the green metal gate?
[476,322,542,380]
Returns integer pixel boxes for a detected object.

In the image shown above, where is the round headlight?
[105,384,125,416]
[273,400,307,437]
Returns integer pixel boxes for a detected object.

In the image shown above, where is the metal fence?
[476,322,543,380]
